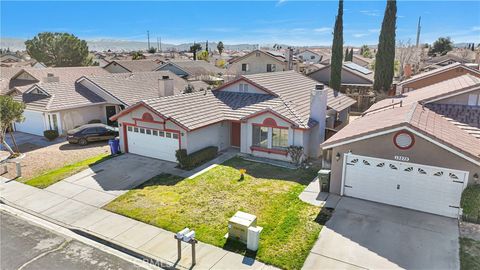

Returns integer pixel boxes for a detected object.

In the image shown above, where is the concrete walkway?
[299,177,341,208]
[1,152,273,269]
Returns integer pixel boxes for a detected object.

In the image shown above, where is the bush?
[44,130,59,141]
[88,119,102,124]
[176,146,218,170]
[287,145,304,165]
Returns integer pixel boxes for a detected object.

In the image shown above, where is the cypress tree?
[349,48,354,61]
[373,0,397,94]
[344,48,349,61]
[330,0,344,92]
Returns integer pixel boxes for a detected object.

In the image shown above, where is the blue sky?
[1,1,479,46]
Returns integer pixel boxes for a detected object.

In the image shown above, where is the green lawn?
[461,184,480,222]
[460,237,480,270]
[105,157,326,270]
[25,153,112,188]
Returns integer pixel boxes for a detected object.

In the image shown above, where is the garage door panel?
[126,127,179,162]
[15,110,45,136]
[343,154,467,218]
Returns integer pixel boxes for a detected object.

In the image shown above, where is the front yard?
[460,237,480,270]
[105,157,325,269]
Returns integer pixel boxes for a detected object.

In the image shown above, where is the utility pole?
[147,30,150,50]
[160,37,162,52]
[415,16,421,48]
[157,37,160,52]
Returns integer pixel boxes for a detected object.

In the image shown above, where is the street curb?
[0,199,186,270]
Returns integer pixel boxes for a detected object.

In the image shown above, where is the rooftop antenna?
[147,30,150,50]
[415,16,421,48]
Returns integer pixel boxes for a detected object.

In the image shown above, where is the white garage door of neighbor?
[127,126,179,162]
[343,154,468,218]
[15,110,45,136]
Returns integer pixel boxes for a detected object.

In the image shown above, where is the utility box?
[247,226,263,251]
[228,211,257,244]
[318,169,331,193]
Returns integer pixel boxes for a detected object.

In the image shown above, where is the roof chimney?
[309,83,328,158]
[158,75,174,97]
[286,47,294,70]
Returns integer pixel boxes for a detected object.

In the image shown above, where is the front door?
[231,122,241,148]
[105,106,117,126]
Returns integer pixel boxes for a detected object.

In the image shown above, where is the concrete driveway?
[4,131,63,149]
[44,153,177,207]
[303,197,459,270]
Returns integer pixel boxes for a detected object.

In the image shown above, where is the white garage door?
[126,126,179,162]
[343,154,468,218]
[14,110,45,136]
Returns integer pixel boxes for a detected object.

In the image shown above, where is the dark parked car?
[67,124,119,145]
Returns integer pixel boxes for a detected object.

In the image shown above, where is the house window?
[256,52,261,57]
[252,126,268,148]
[152,130,158,136]
[166,132,172,138]
[266,64,276,72]
[239,83,249,92]
[172,133,179,139]
[127,126,133,132]
[139,128,145,134]
[159,131,165,137]
[310,55,315,60]
[146,129,152,135]
[134,127,139,132]
[272,128,288,149]
[241,63,249,72]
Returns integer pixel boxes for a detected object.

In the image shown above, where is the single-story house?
[296,49,324,64]
[155,59,225,83]
[12,71,198,136]
[422,54,474,71]
[321,74,480,218]
[307,61,374,86]
[103,59,164,73]
[110,71,356,163]
[396,62,480,94]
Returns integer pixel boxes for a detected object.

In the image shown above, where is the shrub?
[88,119,102,124]
[175,146,218,170]
[44,130,59,141]
[287,145,304,165]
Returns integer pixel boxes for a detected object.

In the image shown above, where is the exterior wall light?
[474,173,479,183]
[335,152,341,161]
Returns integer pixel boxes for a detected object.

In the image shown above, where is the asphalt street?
[0,211,147,270]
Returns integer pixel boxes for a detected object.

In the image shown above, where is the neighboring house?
[103,59,163,73]
[7,66,110,92]
[110,71,356,163]
[422,54,474,71]
[397,62,480,94]
[308,61,374,86]
[155,59,224,83]
[321,74,480,218]
[296,50,324,64]
[352,54,374,68]
[0,67,23,95]
[1,53,23,63]
[12,71,199,136]
[227,50,297,75]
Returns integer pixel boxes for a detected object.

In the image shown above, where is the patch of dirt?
[460,221,480,241]
[2,141,109,180]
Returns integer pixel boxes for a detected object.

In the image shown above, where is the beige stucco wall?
[228,52,287,75]
[327,129,480,194]
[58,104,113,134]
[186,121,230,153]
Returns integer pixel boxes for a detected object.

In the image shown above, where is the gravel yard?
[3,141,109,181]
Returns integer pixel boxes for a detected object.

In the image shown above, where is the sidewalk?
[0,152,273,269]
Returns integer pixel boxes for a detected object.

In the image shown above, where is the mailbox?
[176,228,190,239]
[183,231,196,242]
[228,211,257,244]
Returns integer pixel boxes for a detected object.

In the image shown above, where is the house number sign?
[394,155,410,162]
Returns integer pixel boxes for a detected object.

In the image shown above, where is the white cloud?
[353,33,368,38]
[313,27,331,33]
[359,10,380,17]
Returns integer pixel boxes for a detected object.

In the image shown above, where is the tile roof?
[122,71,356,131]
[0,67,23,94]
[367,74,480,113]
[10,66,110,85]
[13,82,106,111]
[105,59,163,72]
[82,71,198,106]
[398,62,479,87]
[159,60,225,77]
[322,102,480,161]
[307,61,374,83]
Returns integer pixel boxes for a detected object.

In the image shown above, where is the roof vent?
[47,73,54,77]
[315,84,324,90]
[162,75,170,80]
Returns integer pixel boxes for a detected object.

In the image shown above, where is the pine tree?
[472,43,475,51]
[373,0,397,94]
[330,0,344,92]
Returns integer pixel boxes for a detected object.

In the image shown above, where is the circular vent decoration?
[393,131,415,150]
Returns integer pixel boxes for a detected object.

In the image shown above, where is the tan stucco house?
[110,71,356,163]
[321,74,480,218]
[227,50,297,75]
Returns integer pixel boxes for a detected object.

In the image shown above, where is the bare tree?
[396,39,422,81]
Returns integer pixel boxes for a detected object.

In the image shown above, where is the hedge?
[43,130,59,141]
[175,146,218,170]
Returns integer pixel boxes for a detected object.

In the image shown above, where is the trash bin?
[318,169,331,192]
[108,138,120,155]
